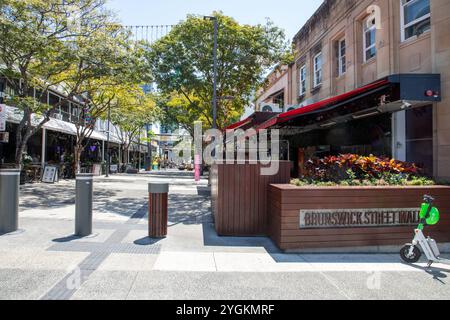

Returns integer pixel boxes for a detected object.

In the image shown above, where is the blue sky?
[107,0,324,41]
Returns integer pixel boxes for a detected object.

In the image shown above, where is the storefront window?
[363,16,376,62]
[401,0,430,41]
[406,105,433,176]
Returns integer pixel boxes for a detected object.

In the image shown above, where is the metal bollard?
[0,169,20,234]
[75,173,93,237]
[148,183,169,238]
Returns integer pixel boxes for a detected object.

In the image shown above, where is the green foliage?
[110,85,159,147]
[304,154,420,182]
[292,154,435,187]
[146,12,289,131]
[0,0,150,167]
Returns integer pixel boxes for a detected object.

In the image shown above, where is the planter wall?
[211,162,292,236]
[268,184,450,251]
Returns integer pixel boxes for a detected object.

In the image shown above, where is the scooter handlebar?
[423,195,435,204]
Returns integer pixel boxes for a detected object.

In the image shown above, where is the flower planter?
[268,184,450,251]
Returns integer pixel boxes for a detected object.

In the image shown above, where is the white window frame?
[313,52,322,88]
[299,65,306,96]
[400,0,431,42]
[338,38,346,76]
[363,16,377,63]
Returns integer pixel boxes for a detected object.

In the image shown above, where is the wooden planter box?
[211,162,292,236]
[268,184,450,251]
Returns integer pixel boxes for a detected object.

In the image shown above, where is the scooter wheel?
[400,245,421,264]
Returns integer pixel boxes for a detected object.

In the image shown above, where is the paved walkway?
[1,171,450,300]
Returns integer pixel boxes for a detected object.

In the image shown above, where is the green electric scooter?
[400,195,450,267]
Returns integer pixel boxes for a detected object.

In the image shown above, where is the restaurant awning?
[225,112,277,131]
[5,105,122,144]
[253,74,441,135]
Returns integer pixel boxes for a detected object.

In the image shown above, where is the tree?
[109,85,158,166]
[146,12,289,132]
[58,24,147,173]
[0,0,113,167]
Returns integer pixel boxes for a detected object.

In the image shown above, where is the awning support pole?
[102,140,105,163]
[41,128,46,168]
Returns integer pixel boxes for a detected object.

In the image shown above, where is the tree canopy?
[0,0,152,168]
[147,12,290,132]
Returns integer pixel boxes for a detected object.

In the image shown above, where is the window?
[313,52,322,88]
[273,91,285,108]
[363,16,376,62]
[299,65,306,96]
[401,0,430,41]
[338,39,346,76]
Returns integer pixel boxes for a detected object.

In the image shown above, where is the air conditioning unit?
[260,103,282,113]
[54,113,63,121]
[284,105,297,112]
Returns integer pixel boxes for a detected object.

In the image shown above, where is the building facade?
[0,77,155,174]
[254,0,450,181]
[255,65,295,113]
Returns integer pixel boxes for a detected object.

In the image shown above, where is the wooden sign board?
[110,164,118,173]
[42,165,58,183]
[299,208,420,229]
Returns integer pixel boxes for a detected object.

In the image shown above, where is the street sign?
[42,165,58,183]
[0,104,6,131]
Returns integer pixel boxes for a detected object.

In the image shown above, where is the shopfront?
[213,73,449,251]
[254,74,440,178]
[0,105,119,179]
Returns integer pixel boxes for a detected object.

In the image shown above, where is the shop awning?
[225,112,277,131]
[5,105,122,144]
[225,117,252,130]
[254,74,441,134]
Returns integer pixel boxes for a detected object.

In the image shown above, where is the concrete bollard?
[75,173,94,237]
[0,169,20,234]
[148,182,169,238]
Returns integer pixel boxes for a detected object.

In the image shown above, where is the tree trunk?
[124,145,129,164]
[14,141,27,169]
[74,143,84,174]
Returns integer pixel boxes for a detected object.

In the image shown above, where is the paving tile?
[97,253,158,271]
[71,270,138,300]
[0,269,68,300]
[153,252,217,272]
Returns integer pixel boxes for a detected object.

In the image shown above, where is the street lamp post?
[105,104,111,178]
[146,124,152,171]
[204,16,218,130]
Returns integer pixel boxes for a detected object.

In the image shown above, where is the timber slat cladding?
[148,193,168,238]
[211,162,292,236]
[268,185,450,250]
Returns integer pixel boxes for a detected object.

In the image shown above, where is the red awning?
[225,117,252,130]
[255,79,390,131]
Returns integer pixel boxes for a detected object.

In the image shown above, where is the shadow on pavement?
[201,222,282,254]
[134,237,163,246]
[52,235,84,243]
[167,194,212,226]
[20,182,118,211]
[401,261,450,283]
[94,196,148,219]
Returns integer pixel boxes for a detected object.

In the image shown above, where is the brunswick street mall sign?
[299,208,420,229]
